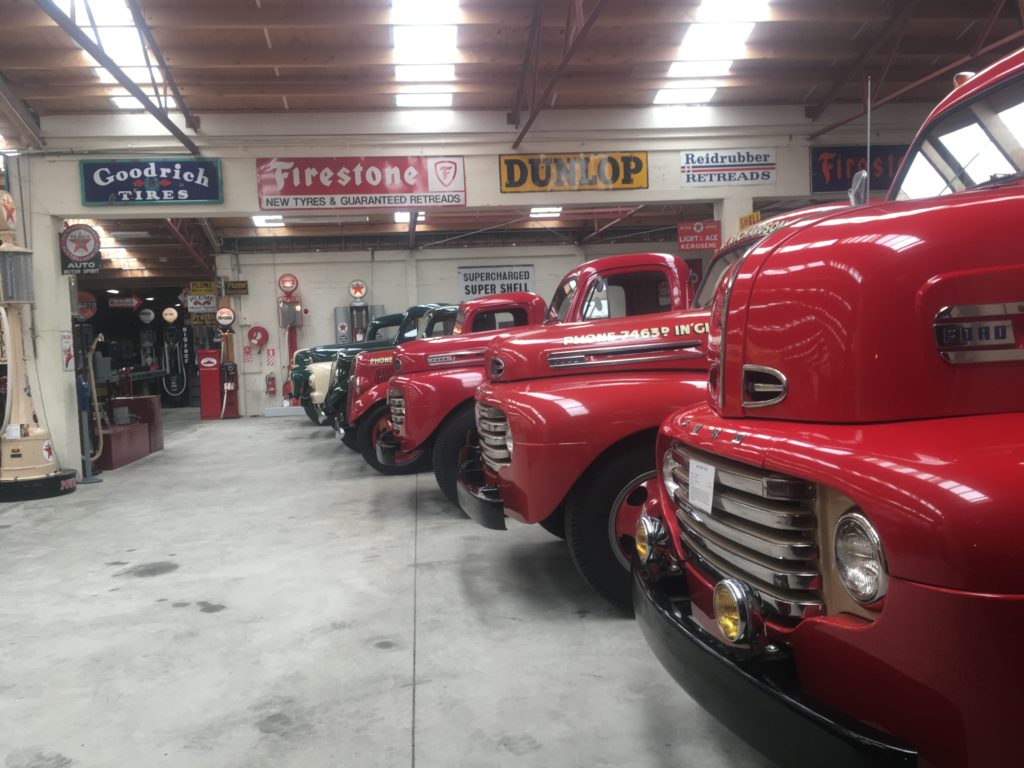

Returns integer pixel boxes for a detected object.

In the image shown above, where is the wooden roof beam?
[512,0,609,148]
[510,0,544,126]
[33,0,201,155]
[164,218,215,276]
[805,0,918,121]
[0,73,43,149]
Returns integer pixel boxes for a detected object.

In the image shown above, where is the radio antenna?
[865,75,872,200]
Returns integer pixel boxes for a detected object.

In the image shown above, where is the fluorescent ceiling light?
[145,297,155,301]
[393,26,458,63]
[696,0,771,23]
[654,88,717,104]
[252,215,285,227]
[94,66,163,84]
[395,64,455,82]
[391,0,460,25]
[530,207,562,218]
[106,288,120,294]
[668,60,733,78]
[679,22,754,60]
[394,211,426,223]
[395,92,453,108]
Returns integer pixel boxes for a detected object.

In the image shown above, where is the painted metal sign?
[681,149,776,186]
[187,294,217,314]
[81,158,222,205]
[457,265,535,299]
[77,290,98,320]
[224,280,249,296]
[60,224,101,275]
[677,220,721,251]
[500,152,648,192]
[108,295,143,311]
[256,156,466,210]
[810,144,908,193]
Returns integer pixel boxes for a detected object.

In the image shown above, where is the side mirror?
[848,169,869,207]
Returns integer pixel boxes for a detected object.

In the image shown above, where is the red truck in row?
[379,254,698,502]
[345,293,547,474]
[452,224,841,610]
[634,47,1024,767]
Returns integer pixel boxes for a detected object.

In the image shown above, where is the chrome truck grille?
[668,442,822,618]
[375,364,395,384]
[388,388,405,427]
[476,403,510,471]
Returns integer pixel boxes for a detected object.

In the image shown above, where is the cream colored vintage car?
[305,361,335,422]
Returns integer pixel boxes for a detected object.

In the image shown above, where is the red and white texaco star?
[1,195,16,230]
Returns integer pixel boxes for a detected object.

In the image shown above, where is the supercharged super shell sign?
[256,156,466,211]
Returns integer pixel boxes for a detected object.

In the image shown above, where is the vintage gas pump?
[348,279,369,341]
[215,306,239,419]
[247,325,273,397]
[0,193,77,500]
[160,306,188,403]
[139,307,156,369]
[277,273,302,365]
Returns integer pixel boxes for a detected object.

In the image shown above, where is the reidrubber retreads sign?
[680,149,776,186]
[256,156,467,210]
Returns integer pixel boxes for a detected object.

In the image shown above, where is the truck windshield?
[694,247,749,308]
[892,75,1024,200]
[546,277,578,323]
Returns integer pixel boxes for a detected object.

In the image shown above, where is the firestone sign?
[256,156,466,210]
[81,159,223,205]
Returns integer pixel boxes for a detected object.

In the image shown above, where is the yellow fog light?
[634,516,664,565]
[713,579,757,643]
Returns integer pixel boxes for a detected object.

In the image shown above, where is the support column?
[715,195,754,244]
[25,210,81,475]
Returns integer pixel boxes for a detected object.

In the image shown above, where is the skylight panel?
[391,0,460,25]
[696,0,771,23]
[678,22,754,61]
[393,26,458,64]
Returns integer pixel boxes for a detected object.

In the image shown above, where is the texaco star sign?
[1,192,16,232]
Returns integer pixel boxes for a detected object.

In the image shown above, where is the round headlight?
[504,425,514,456]
[834,511,888,604]
[634,516,664,565]
[661,446,680,501]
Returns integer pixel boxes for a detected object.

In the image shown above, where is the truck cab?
[342,300,530,474]
[373,292,548,486]
[634,47,1024,768]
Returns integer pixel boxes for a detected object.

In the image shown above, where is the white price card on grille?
[688,459,716,513]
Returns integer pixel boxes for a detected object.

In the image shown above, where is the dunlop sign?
[500,152,648,193]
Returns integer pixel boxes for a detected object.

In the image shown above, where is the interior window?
[547,277,578,322]
[582,270,670,320]
[367,321,400,341]
[471,308,529,331]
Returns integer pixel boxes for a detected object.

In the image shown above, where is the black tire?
[431,403,476,505]
[538,504,566,539]
[564,444,656,612]
[357,402,429,475]
[301,399,321,425]
[340,428,359,451]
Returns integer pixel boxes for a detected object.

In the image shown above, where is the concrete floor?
[0,408,775,768]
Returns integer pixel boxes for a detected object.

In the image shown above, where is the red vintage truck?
[633,49,1024,768]
[346,292,547,474]
[382,254,698,503]
[454,224,842,610]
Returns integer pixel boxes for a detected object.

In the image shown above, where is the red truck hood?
[395,330,524,376]
[717,185,1024,422]
[484,309,711,383]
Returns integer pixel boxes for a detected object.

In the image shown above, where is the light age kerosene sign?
[500,152,648,192]
[457,265,535,299]
[256,156,467,210]
[680,149,776,186]
[81,159,222,205]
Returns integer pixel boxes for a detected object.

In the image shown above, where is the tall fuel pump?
[160,306,188,403]
[0,197,77,500]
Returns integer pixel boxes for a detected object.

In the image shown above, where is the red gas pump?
[197,349,222,420]
[278,273,302,364]
[215,307,240,419]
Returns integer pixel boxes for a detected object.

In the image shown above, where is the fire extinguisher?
[265,373,276,396]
